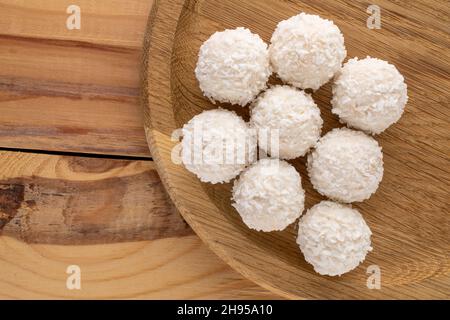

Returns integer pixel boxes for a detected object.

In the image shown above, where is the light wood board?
[0,150,277,299]
[0,0,152,157]
[0,235,278,299]
[144,0,450,299]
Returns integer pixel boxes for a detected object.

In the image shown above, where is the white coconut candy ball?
[195,27,271,106]
[250,85,323,159]
[232,158,305,232]
[297,201,372,276]
[269,13,346,90]
[307,128,383,203]
[332,57,408,134]
[181,109,257,184]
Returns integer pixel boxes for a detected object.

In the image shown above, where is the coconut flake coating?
[307,128,383,203]
[250,85,323,159]
[181,109,257,184]
[297,201,372,276]
[332,57,408,134]
[195,27,271,106]
[269,13,346,90]
[232,158,305,232]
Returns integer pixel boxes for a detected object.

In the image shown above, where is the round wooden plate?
[143,0,449,299]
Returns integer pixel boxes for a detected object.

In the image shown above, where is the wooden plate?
[143,0,449,299]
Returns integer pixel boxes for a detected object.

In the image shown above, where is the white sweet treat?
[297,201,372,276]
[269,13,346,90]
[332,57,408,134]
[181,109,257,184]
[195,27,271,106]
[250,85,323,159]
[307,128,383,203]
[232,158,305,232]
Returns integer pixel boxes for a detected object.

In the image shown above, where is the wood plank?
[0,0,153,156]
[0,0,154,48]
[0,150,190,244]
[0,150,277,299]
[0,235,278,299]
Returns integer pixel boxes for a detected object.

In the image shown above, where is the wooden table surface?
[0,0,278,299]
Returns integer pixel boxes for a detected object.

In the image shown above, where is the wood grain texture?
[144,0,450,299]
[0,235,278,299]
[0,0,152,157]
[0,150,191,244]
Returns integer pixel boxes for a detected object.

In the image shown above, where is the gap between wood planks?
[0,146,153,162]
